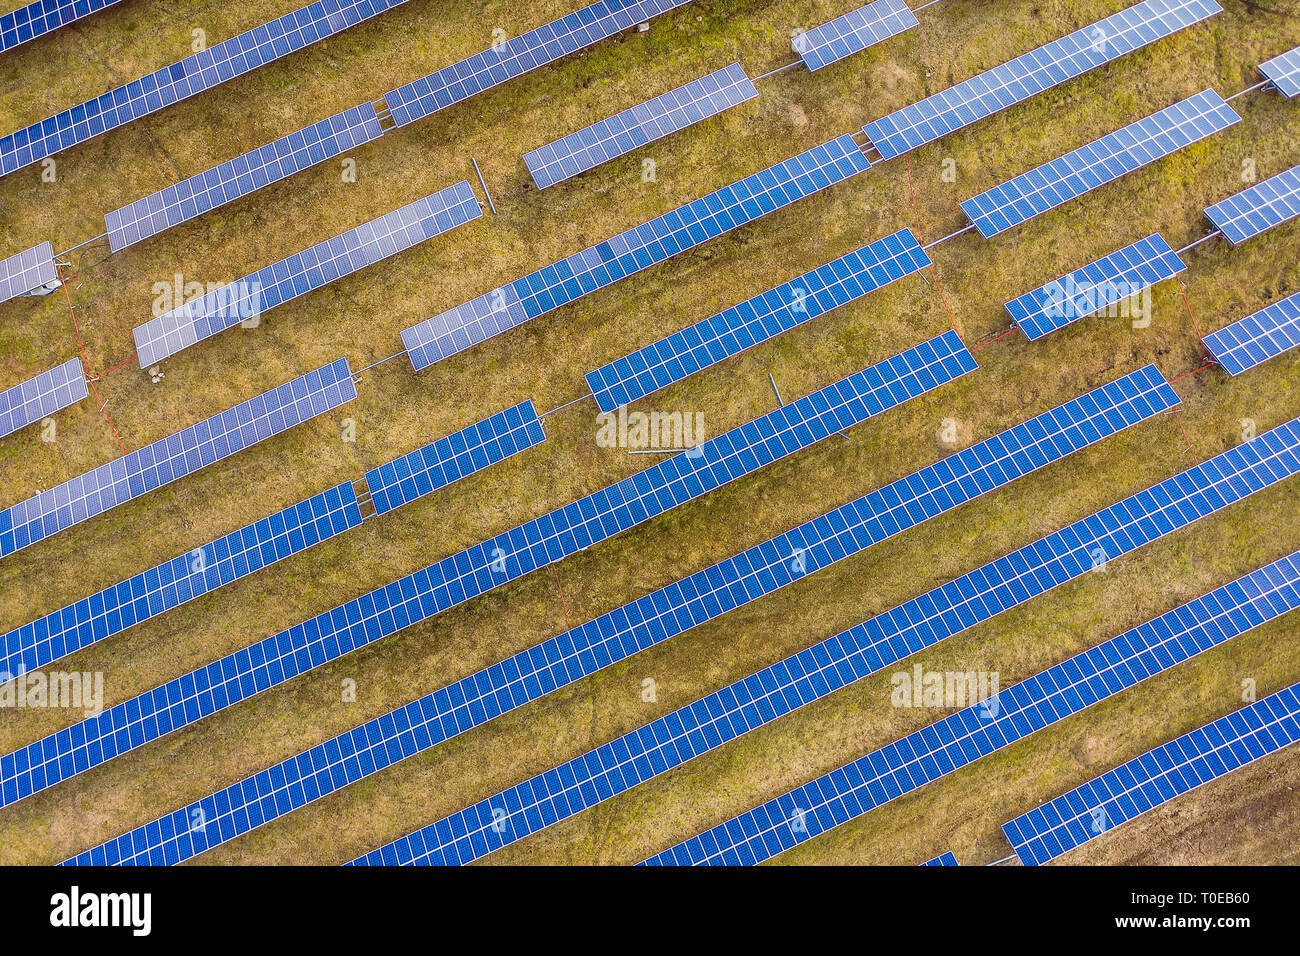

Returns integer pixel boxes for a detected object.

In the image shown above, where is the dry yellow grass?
[0,0,1297,865]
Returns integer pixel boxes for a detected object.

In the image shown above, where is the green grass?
[0,0,1298,866]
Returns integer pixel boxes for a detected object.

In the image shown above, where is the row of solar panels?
[0,0,121,54]
[5,331,976,815]
[56,358,1300,866]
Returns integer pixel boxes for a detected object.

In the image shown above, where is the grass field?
[0,0,1298,866]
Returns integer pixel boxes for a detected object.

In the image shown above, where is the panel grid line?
[1201,290,1300,376]
[1202,163,1300,245]
[52,335,975,862]
[1260,45,1300,99]
[0,241,57,305]
[793,0,920,72]
[0,0,122,54]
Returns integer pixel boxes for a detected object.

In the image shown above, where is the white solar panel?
[0,241,57,304]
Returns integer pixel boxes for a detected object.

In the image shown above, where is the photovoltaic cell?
[1004,679,1300,865]
[47,334,973,854]
[347,367,1182,867]
[403,134,872,370]
[1203,164,1300,245]
[644,547,1300,865]
[0,0,409,178]
[2,483,363,681]
[960,90,1239,238]
[585,228,930,412]
[382,0,697,128]
[793,0,919,72]
[0,358,87,440]
[1203,291,1300,377]
[921,852,959,866]
[1006,234,1186,340]
[0,358,356,560]
[364,401,545,516]
[523,63,758,190]
[4,401,544,680]
[132,180,481,367]
[0,0,121,53]
[1260,45,1300,99]
[862,0,1223,160]
[105,104,384,253]
[0,241,57,305]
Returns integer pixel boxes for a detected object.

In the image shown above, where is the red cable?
[551,566,574,631]
[57,264,126,455]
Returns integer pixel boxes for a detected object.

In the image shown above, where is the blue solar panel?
[585,228,931,412]
[1203,291,1300,377]
[523,63,757,189]
[104,104,384,253]
[2,482,363,681]
[382,0,696,128]
[644,547,1300,865]
[1203,163,1300,245]
[862,0,1223,160]
[364,401,545,516]
[0,358,356,560]
[793,0,919,72]
[1006,234,1187,340]
[961,91,1239,238]
[346,367,1181,867]
[44,334,972,855]
[920,852,959,866]
[403,135,872,370]
[132,180,480,367]
[0,358,87,440]
[1260,45,1300,99]
[0,241,57,305]
[0,0,409,178]
[1004,679,1300,865]
[0,0,121,53]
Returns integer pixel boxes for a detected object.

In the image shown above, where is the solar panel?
[1006,234,1187,340]
[0,241,57,305]
[921,852,959,866]
[960,91,1239,239]
[364,400,545,516]
[0,0,409,178]
[1203,291,1300,377]
[4,402,544,681]
[104,104,384,253]
[0,358,356,560]
[132,180,481,367]
[402,134,872,370]
[793,0,919,72]
[645,548,1300,865]
[1203,163,1300,245]
[861,0,1224,160]
[32,334,972,839]
[1004,680,1300,865]
[2,482,363,681]
[381,0,697,128]
[344,367,1180,867]
[585,227,931,412]
[0,358,87,440]
[1260,45,1300,98]
[0,0,122,54]
[523,63,758,190]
